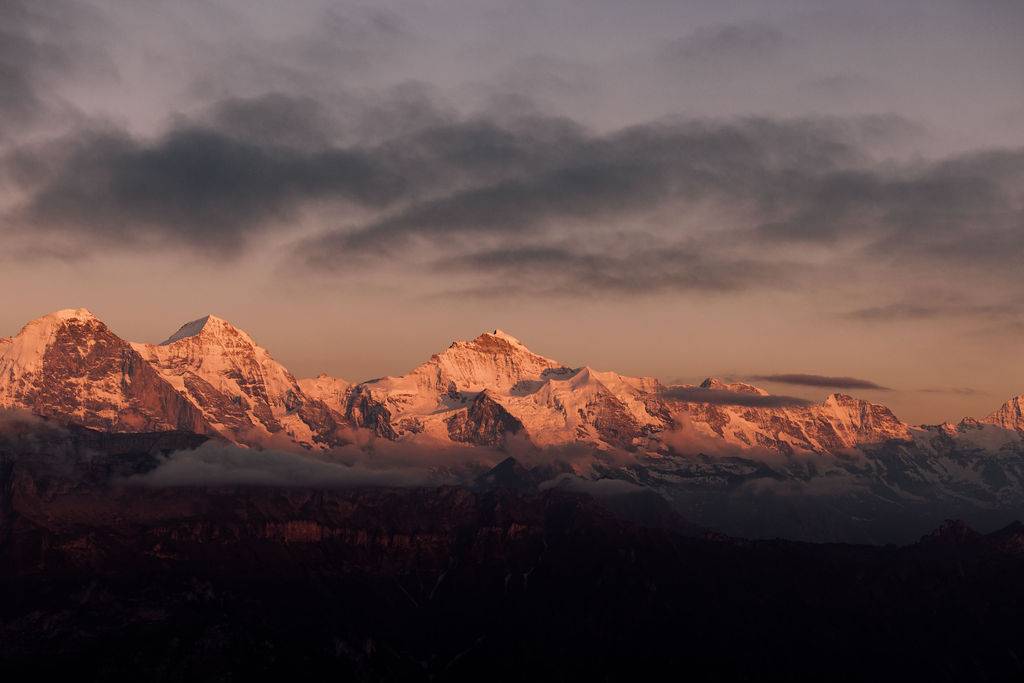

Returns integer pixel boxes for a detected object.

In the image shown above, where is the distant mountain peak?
[426,330,566,390]
[487,329,524,345]
[44,308,98,322]
[12,309,103,340]
[981,395,1024,431]
[1,309,110,383]
[136,314,349,449]
[700,377,768,396]
[451,329,532,354]
[160,314,248,345]
[0,308,209,434]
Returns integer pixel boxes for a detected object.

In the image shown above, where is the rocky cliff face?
[0,310,211,434]
[446,391,526,448]
[981,395,1024,432]
[132,315,347,448]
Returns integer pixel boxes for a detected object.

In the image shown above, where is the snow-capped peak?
[430,330,567,392]
[0,307,211,434]
[134,315,347,448]
[160,314,250,345]
[487,329,525,346]
[44,308,98,322]
[0,309,108,385]
[454,329,530,352]
[5,308,102,342]
[700,377,769,396]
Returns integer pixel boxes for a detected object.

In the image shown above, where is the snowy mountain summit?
[0,309,207,433]
[131,315,345,448]
[0,309,1020,462]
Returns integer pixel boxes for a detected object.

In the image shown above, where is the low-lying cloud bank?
[128,433,535,488]
[129,443,453,488]
[129,434,648,490]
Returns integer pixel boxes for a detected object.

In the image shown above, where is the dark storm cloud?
[9,127,406,251]
[757,149,1024,269]
[0,0,112,137]
[299,115,880,256]
[202,94,342,151]
[12,98,1023,299]
[200,84,462,150]
[660,387,814,409]
[293,113,1018,294]
[5,107,595,252]
[751,374,892,391]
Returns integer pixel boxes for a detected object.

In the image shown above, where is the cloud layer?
[750,374,892,391]
[8,105,1022,307]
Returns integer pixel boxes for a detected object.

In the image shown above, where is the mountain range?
[2,307,1022,541]
[1,308,1018,452]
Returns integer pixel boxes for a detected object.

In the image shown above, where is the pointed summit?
[134,314,345,448]
[700,378,768,396]
[981,395,1024,432]
[348,329,573,439]
[487,329,525,346]
[160,314,251,345]
[431,329,567,393]
[455,328,531,353]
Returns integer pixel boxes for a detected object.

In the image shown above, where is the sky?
[0,0,1022,424]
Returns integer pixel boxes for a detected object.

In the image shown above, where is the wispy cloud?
[845,301,1015,323]
[918,387,988,397]
[750,374,892,391]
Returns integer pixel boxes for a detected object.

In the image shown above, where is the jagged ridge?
[1,310,1020,462]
